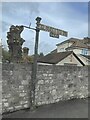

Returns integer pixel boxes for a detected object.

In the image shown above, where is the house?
[56,37,90,66]
[77,54,90,66]
[38,37,90,66]
[38,51,85,66]
[56,37,90,55]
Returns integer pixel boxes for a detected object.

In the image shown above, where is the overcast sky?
[1,2,88,55]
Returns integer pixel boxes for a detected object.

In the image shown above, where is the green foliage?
[2,48,10,62]
[2,47,44,63]
[22,55,33,63]
[27,56,33,62]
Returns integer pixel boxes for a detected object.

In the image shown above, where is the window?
[81,49,88,55]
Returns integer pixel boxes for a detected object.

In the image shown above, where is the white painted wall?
[56,54,83,66]
[57,43,83,55]
[87,50,90,55]
[57,41,90,55]
[73,49,82,55]
[77,54,90,65]
[38,62,52,65]
[57,42,72,53]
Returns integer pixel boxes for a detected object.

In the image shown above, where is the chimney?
[23,47,29,57]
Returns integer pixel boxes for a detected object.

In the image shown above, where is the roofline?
[80,54,90,60]
[38,51,85,66]
[73,52,85,66]
[66,46,90,50]
[37,61,55,64]
[38,51,73,64]
[57,52,85,66]
[55,51,73,64]
[56,38,81,46]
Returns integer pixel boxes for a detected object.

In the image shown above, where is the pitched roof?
[66,40,90,50]
[83,37,90,44]
[38,51,85,66]
[50,49,57,54]
[38,51,73,64]
[81,55,90,60]
[56,37,90,49]
[56,38,80,46]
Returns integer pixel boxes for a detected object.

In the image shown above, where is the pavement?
[2,98,88,118]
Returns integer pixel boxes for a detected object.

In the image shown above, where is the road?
[2,98,88,118]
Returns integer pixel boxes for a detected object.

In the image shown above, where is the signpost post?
[30,17,41,110]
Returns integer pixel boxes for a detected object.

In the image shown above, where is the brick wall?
[2,63,88,113]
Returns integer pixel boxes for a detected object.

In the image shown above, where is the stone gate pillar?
[23,47,29,57]
[22,47,29,62]
[7,25,25,62]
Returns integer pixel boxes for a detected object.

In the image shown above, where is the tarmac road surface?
[2,98,88,118]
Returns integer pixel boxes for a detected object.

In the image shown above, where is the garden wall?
[2,63,88,113]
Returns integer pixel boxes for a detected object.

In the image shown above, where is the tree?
[2,47,10,62]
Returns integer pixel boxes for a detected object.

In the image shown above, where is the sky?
[1,2,88,55]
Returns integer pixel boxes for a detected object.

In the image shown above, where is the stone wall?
[2,63,88,113]
[0,63,2,115]
[35,65,88,106]
[2,63,32,113]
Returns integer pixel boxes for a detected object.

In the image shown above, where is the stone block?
[51,89,57,95]
[45,80,49,83]
[2,99,7,102]
[15,105,22,109]
[48,74,53,76]
[20,101,28,105]
[20,101,24,105]
[19,93,26,97]
[7,107,14,111]
[21,80,28,85]
[38,80,44,84]
[50,80,53,84]
[24,104,29,108]
[4,103,9,107]
[43,73,47,76]
[56,99,60,102]
[19,85,24,90]
[53,95,58,100]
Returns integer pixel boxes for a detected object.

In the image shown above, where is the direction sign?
[50,32,59,38]
[37,23,68,37]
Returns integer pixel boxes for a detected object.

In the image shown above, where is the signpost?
[31,18,68,109]
[37,23,68,38]
[49,32,59,38]
[22,17,68,110]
